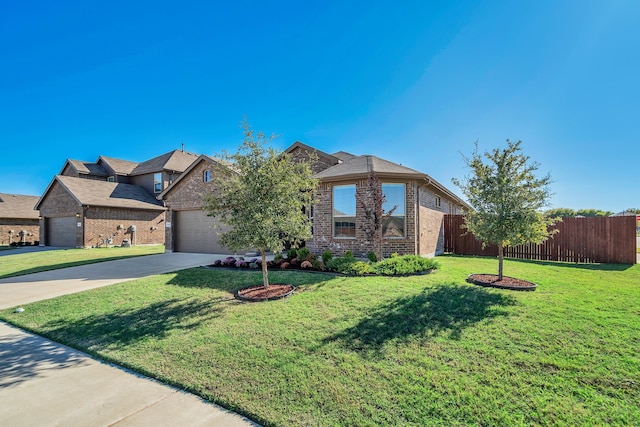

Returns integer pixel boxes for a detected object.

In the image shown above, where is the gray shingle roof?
[99,156,139,175]
[314,155,424,180]
[130,150,199,176]
[67,160,109,176]
[55,176,165,210]
[331,151,357,162]
[0,193,40,219]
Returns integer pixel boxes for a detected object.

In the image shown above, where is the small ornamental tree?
[356,171,397,261]
[204,120,317,288]
[452,140,557,280]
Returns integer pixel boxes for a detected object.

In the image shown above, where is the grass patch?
[1,256,639,426]
[0,245,165,279]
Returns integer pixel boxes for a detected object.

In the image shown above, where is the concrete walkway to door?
[0,252,259,426]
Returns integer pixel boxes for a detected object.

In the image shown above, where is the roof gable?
[157,155,231,199]
[0,193,39,219]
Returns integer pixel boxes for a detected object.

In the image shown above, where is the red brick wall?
[38,181,82,244]
[0,219,39,245]
[307,179,417,258]
[288,146,339,174]
[83,207,165,248]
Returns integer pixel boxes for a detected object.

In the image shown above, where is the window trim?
[332,184,356,239]
[381,182,406,239]
[435,195,442,208]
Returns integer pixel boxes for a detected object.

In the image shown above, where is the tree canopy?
[545,208,614,218]
[453,140,556,280]
[204,120,317,287]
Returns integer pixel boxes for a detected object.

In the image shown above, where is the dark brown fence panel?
[444,215,637,264]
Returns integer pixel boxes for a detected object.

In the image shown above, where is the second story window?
[203,170,211,182]
[154,173,163,193]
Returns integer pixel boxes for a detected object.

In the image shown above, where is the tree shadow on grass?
[165,267,336,294]
[42,297,222,350]
[323,283,517,358]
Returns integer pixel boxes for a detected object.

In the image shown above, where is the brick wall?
[83,207,165,248]
[288,146,338,174]
[307,179,417,258]
[162,159,228,251]
[38,181,82,244]
[0,219,39,245]
[417,185,465,256]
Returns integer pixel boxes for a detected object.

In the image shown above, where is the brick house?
[285,143,470,258]
[36,149,197,247]
[0,193,40,246]
[157,142,468,257]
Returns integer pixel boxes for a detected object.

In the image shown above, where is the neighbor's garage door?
[174,210,231,254]
[47,216,77,247]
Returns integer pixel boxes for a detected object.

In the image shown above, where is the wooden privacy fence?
[444,215,637,264]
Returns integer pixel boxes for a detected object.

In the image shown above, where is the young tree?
[356,171,397,261]
[452,140,556,280]
[204,120,317,288]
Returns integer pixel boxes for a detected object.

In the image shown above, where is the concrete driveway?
[0,252,259,426]
[0,252,217,309]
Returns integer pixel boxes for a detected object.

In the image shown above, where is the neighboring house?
[37,149,198,247]
[0,193,40,245]
[158,155,235,254]
[156,142,469,258]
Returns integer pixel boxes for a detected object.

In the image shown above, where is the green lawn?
[1,256,639,426]
[0,245,165,279]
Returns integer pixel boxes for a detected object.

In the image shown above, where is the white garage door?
[174,210,232,254]
[47,216,77,247]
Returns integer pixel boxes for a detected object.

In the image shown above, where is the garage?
[47,216,77,247]
[174,209,231,254]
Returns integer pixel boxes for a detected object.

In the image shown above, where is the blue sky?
[2,1,638,213]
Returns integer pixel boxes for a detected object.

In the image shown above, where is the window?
[107,176,115,182]
[382,183,405,237]
[333,185,356,238]
[435,195,441,208]
[154,173,163,193]
[203,170,211,182]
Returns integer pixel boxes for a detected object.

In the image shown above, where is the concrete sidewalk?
[0,322,257,426]
[0,252,259,426]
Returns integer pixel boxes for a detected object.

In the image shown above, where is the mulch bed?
[235,284,294,302]
[467,274,537,291]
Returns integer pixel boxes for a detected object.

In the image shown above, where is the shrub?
[249,262,259,269]
[287,248,298,260]
[297,247,311,260]
[373,255,439,276]
[300,260,313,269]
[280,262,290,269]
[222,257,236,266]
[322,250,333,265]
[289,257,299,266]
[326,252,357,274]
[367,251,377,263]
[235,260,248,268]
[213,259,222,266]
[344,261,375,275]
[274,253,284,262]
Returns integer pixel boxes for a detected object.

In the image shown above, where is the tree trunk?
[498,245,504,281]
[261,248,269,288]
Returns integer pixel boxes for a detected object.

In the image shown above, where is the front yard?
[1,256,638,426]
